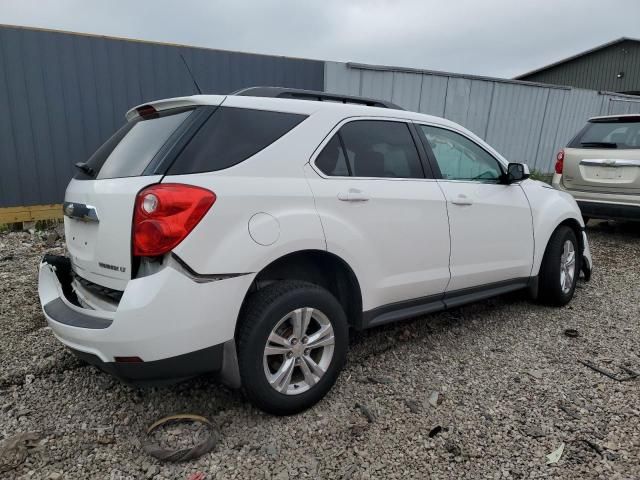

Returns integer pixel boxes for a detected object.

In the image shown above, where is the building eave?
[514,37,640,80]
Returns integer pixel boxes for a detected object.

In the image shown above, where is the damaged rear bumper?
[38,254,252,387]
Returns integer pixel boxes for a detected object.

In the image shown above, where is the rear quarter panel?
[169,174,326,275]
[169,111,334,276]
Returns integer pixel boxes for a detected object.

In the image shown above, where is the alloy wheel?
[263,307,335,395]
[559,239,576,294]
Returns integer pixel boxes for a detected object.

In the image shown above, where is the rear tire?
[537,226,580,306]
[237,280,348,415]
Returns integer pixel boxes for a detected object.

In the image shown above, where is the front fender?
[521,180,588,276]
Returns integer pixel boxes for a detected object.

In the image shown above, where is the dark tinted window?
[168,107,307,175]
[419,125,502,182]
[336,120,424,178]
[315,134,350,176]
[569,120,640,149]
[76,109,193,180]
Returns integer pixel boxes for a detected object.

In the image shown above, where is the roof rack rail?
[232,86,404,110]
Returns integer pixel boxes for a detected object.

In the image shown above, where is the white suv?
[38,87,592,415]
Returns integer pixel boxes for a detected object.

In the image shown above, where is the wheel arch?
[524,180,587,277]
[237,249,364,334]
[558,217,584,254]
[532,214,584,277]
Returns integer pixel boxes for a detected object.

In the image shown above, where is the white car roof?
[126,93,458,129]
[126,92,509,166]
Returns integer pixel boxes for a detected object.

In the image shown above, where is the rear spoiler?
[589,114,640,123]
[125,95,226,122]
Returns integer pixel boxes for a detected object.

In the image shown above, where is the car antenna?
[179,52,203,94]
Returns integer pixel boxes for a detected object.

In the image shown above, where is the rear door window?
[167,107,307,175]
[76,109,194,180]
[569,120,640,149]
[316,120,424,179]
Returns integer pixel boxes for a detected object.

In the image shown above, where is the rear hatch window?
[569,118,640,150]
[75,108,196,180]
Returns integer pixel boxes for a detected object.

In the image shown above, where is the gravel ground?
[1,222,639,479]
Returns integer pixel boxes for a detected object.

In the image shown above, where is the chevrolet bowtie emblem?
[62,202,99,223]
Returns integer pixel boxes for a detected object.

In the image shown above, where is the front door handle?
[451,194,473,206]
[338,189,370,202]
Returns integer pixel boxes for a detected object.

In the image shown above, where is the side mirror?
[503,163,530,184]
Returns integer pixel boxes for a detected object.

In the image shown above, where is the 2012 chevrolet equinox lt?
[39,87,592,415]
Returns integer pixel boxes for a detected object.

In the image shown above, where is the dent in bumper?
[44,297,113,329]
[39,256,254,365]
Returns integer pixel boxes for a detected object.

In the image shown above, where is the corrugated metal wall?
[0,25,324,208]
[2,25,640,209]
[325,61,640,172]
[518,40,640,94]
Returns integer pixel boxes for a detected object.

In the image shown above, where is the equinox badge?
[99,262,126,273]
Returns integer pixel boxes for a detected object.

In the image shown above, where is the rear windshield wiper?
[580,142,618,148]
[74,162,96,177]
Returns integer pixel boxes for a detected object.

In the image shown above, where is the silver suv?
[552,114,640,222]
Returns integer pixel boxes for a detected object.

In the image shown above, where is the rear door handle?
[338,189,370,202]
[451,194,473,206]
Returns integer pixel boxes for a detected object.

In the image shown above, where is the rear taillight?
[133,184,216,257]
[555,149,564,174]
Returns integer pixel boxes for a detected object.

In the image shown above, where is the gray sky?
[1,0,640,78]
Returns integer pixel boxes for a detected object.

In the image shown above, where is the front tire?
[237,281,348,415]
[537,226,580,306]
